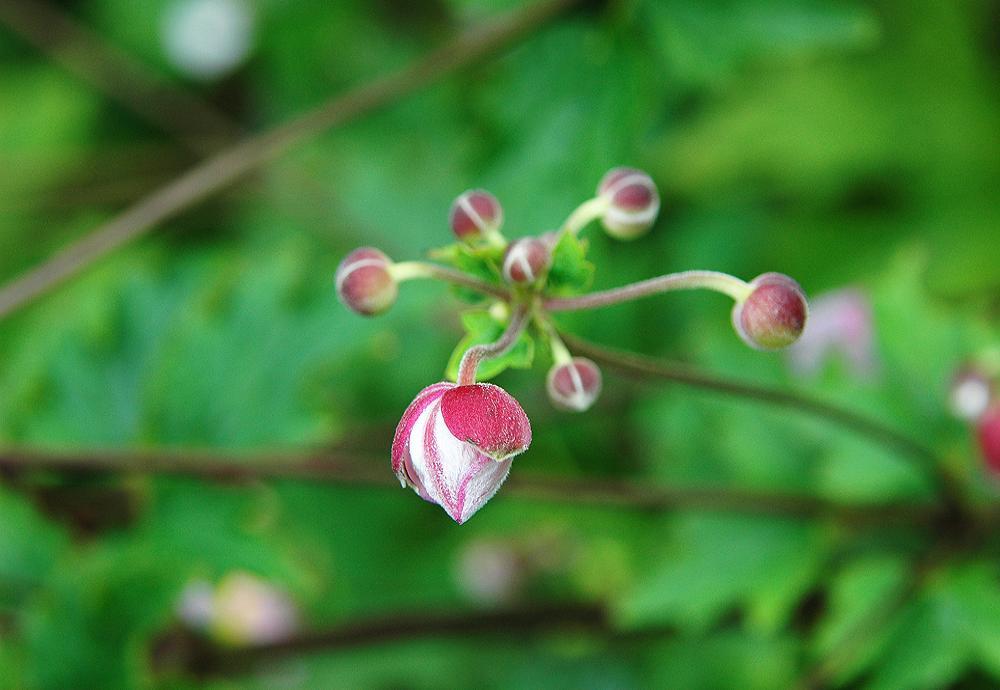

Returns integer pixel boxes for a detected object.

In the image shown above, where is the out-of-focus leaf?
[546,232,595,296]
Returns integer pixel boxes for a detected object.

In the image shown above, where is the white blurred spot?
[162,0,254,81]
[455,540,523,606]
[176,572,299,645]
[176,579,215,630]
[950,373,992,421]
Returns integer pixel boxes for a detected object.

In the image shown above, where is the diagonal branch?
[0,446,944,525]
[0,0,583,321]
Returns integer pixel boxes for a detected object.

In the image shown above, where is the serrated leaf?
[445,309,534,381]
[546,232,595,296]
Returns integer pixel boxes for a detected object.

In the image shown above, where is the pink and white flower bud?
[335,247,397,316]
[949,366,994,421]
[502,237,550,285]
[596,167,660,240]
[978,405,1000,476]
[392,382,531,524]
[546,357,602,412]
[732,272,808,351]
[449,189,503,241]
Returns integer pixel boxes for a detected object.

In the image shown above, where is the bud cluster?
[335,166,809,523]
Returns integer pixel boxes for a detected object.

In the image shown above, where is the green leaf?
[430,242,506,303]
[445,309,534,381]
[618,514,828,632]
[545,232,595,296]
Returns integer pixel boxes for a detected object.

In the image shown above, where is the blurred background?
[0,0,998,687]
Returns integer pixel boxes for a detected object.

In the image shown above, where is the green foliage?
[445,308,535,381]
[0,0,997,686]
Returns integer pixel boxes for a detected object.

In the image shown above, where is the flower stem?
[559,196,608,236]
[544,270,753,312]
[535,315,573,365]
[456,303,530,385]
[390,261,510,300]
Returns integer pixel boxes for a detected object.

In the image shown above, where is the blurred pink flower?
[786,288,878,379]
[176,572,298,646]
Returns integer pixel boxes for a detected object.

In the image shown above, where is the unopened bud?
[502,237,550,285]
[732,273,808,350]
[978,405,1000,476]
[596,167,660,240]
[949,366,994,421]
[335,247,397,316]
[449,189,503,241]
[546,357,602,412]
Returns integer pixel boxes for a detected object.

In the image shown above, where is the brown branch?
[152,603,610,678]
[0,446,944,525]
[561,334,940,464]
[0,0,239,152]
[0,0,582,321]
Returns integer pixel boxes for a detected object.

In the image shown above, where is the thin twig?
[0,0,582,321]
[561,333,939,465]
[0,446,944,525]
[0,0,238,152]
[152,603,609,678]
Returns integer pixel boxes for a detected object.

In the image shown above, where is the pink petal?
[391,382,454,477]
[440,384,531,461]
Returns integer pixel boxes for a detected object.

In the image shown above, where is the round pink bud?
[596,167,660,239]
[546,357,602,412]
[502,237,551,284]
[335,247,398,316]
[732,273,809,351]
[949,366,994,421]
[978,405,1000,476]
[392,382,531,523]
[449,189,503,240]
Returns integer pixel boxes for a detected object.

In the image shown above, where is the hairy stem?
[456,303,530,385]
[0,0,583,321]
[389,261,510,300]
[559,196,608,236]
[544,270,752,312]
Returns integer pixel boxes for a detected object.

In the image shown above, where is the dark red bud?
[596,167,660,239]
[502,238,551,284]
[335,247,397,316]
[732,273,808,350]
[449,189,503,240]
[978,405,1000,475]
[546,357,602,412]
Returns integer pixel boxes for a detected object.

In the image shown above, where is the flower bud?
[502,237,551,285]
[978,405,1000,476]
[335,247,397,316]
[596,167,660,239]
[449,189,503,241]
[732,273,808,350]
[392,382,531,523]
[546,357,602,412]
[949,366,994,421]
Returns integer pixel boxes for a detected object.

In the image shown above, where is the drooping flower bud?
[335,247,397,316]
[392,382,531,523]
[732,272,808,350]
[596,167,660,240]
[949,365,994,421]
[449,189,503,241]
[978,405,1000,476]
[502,237,551,285]
[546,357,602,412]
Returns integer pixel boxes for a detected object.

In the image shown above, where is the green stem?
[544,270,752,312]
[559,196,608,236]
[390,261,510,300]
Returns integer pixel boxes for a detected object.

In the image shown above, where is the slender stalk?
[389,261,510,300]
[535,314,573,365]
[0,0,583,321]
[154,604,610,678]
[559,196,608,235]
[544,270,752,312]
[560,333,939,466]
[456,303,530,384]
[0,446,946,524]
